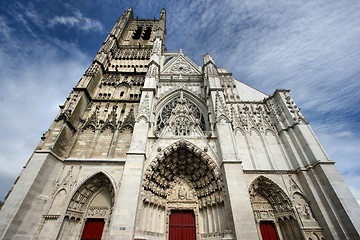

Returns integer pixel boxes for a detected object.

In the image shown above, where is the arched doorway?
[57,173,115,240]
[249,176,303,240]
[135,140,232,239]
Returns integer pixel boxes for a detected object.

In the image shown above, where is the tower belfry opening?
[132,26,143,39]
[0,6,359,240]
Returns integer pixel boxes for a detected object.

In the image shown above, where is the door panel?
[81,218,105,240]
[260,221,278,240]
[169,210,196,240]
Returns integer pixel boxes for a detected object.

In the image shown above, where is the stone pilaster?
[108,38,160,240]
[203,54,259,239]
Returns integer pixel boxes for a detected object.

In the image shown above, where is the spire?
[157,8,166,40]
[160,8,166,17]
[159,8,166,25]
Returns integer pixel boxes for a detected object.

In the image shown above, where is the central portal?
[169,210,196,240]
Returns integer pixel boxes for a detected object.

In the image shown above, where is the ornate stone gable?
[161,52,201,75]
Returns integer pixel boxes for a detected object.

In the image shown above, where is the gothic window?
[157,97,179,131]
[132,26,143,39]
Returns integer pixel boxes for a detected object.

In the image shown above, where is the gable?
[161,54,202,75]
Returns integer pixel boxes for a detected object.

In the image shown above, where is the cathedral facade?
[0,8,359,240]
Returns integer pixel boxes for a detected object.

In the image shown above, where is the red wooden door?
[81,218,105,240]
[169,210,196,240]
[260,221,278,240]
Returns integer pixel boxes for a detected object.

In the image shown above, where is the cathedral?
[1,7,360,240]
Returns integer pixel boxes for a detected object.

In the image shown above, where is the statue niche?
[293,192,324,239]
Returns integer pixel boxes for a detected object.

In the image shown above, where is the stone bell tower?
[1,7,360,240]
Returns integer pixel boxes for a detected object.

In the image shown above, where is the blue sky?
[1,0,360,204]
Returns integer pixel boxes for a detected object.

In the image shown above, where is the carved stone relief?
[266,98,286,123]
[251,193,275,221]
[167,177,197,202]
[249,176,294,220]
[142,140,224,207]
[162,55,200,75]
[283,92,307,124]
[293,193,321,230]
[234,102,275,133]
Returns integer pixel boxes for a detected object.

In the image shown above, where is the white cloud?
[0,22,90,201]
[48,10,104,32]
[0,16,12,39]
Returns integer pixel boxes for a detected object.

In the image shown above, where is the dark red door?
[81,218,105,240]
[260,221,278,240]
[169,210,196,240]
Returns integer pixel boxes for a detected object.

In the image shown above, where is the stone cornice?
[296,160,335,172]
[243,169,297,174]
[242,161,336,174]
[34,150,63,161]
[64,159,126,165]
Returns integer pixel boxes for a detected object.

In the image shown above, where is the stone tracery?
[155,96,207,135]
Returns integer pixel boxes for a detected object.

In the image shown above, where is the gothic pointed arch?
[249,176,293,212]
[136,140,231,239]
[57,172,115,240]
[249,176,303,240]
[155,88,207,114]
[143,139,222,205]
